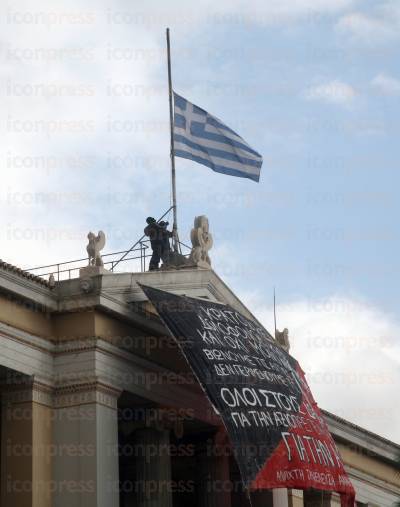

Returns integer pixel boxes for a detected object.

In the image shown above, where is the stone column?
[133,427,173,507]
[273,488,289,507]
[197,443,231,507]
[52,382,120,507]
[330,492,341,506]
[288,489,304,507]
[0,379,53,507]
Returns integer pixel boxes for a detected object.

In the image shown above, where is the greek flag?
[173,92,263,182]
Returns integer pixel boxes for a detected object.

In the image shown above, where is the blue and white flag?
[173,92,263,182]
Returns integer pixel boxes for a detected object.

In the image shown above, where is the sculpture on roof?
[190,215,213,268]
[48,273,56,289]
[86,231,106,267]
[275,328,290,353]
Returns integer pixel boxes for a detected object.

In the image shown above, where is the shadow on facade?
[117,390,273,507]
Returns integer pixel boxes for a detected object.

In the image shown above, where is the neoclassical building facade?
[0,262,398,506]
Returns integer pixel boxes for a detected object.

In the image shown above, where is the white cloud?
[371,73,400,96]
[336,2,400,45]
[241,292,400,444]
[223,0,354,23]
[137,0,356,26]
[336,13,396,43]
[303,80,356,105]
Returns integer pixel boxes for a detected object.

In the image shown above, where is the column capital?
[0,378,122,410]
[0,377,53,407]
[54,381,122,410]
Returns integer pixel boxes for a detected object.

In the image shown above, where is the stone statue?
[86,231,106,267]
[190,215,213,268]
[48,273,56,289]
[275,328,290,353]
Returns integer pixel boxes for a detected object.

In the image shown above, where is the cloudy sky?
[0,0,399,443]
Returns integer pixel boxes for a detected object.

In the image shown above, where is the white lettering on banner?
[231,411,251,427]
[276,469,305,481]
[306,470,335,487]
[220,386,300,412]
[195,300,342,472]
[280,432,338,468]
[230,410,311,431]
[338,475,353,487]
[197,306,304,393]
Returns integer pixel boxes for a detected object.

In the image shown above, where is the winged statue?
[86,231,106,267]
[190,216,213,267]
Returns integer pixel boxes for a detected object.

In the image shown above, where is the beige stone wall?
[93,311,188,372]
[337,441,400,489]
[288,489,303,507]
[53,311,95,341]
[0,294,52,339]
[0,298,186,372]
[54,310,147,344]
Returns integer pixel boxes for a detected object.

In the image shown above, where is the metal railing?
[24,208,191,282]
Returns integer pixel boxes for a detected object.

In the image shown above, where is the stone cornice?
[0,321,55,353]
[0,265,57,310]
[54,381,122,410]
[0,260,50,286]
[0,268,264,340]
[1,379,53,407]
[0,378,122,410]
[346,463,400,495]
[55,269,260,325]
[0,326,195,391]
[324,410,400,464]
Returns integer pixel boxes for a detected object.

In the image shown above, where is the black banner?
[140,285,355,506]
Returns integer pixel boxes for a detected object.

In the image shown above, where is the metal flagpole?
[166,27,179,252]
[273,287,277,338]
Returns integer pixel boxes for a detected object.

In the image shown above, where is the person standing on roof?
[144,217,173,270]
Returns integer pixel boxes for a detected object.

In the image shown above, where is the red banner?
[251,363,355,506]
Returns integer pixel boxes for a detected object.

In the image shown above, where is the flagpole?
[166,27,179,252]
[273,287,277,338]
